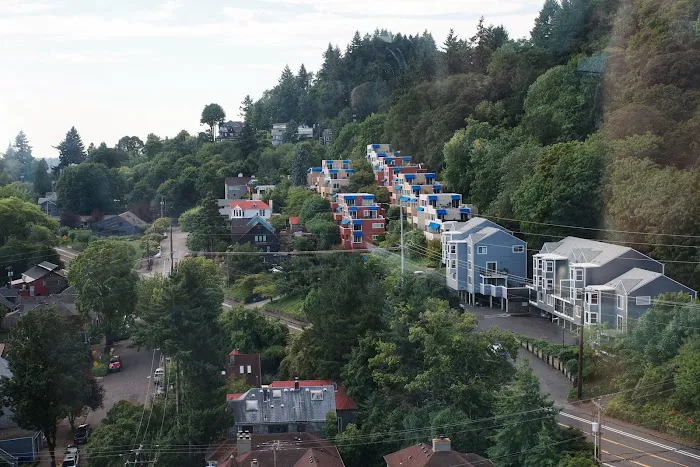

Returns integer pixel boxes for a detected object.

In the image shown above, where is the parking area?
[468,304,578,346]
[38,342,159,466]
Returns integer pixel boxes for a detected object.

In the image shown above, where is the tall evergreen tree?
[32,158,52,196]
[13,131,33,181]
[289,145,310,186]
[56,126,86,168]
[442,29,466,75]
[531,0,561,49]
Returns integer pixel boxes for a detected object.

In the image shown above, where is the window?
[537,259,543,270]
[246,365,252,374]
[538,276,543,287]
[259,209,266,216]
[636,296,652,306]
[616,294,624,310]
[512,245,525,253]
[352,236,362,244]
[588,293,598,305]
[545,261,554,273]
[575,269,583,281]
[450,260,456,269]
[450,245,456,254]
[363,210,369,217]
[477,246,487,255]
[245,400,259,411]
[310,390,324,401]
[547,295,553,306]
[239,365,244,374]
[486,261,497,272]
[589,312,598,324]
[468,246,472,256]
[617,315,624,331]
[545,279,553,290]
[372,223,384,229]
[372,235,379,241]
[576,290,583,300]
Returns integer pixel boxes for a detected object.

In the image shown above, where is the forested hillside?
[244,0,700,289]
[2,0,698,289]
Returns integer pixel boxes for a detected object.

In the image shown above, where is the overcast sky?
[0,0,543,156]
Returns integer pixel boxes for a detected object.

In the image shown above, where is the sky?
[0,0,543,157]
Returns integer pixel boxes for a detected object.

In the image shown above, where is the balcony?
[479,284,505,298]
[480,270,509,279]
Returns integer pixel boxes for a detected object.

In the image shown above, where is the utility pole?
[577,306,585,399]
[592,399,603,463]
[399,205,405,279]
[169,199,174,275]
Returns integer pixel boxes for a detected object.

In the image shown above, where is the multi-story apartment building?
[529,237,696,330]
[393,172,440,204]
[307,167,324,189]
[331,193,385,249]
[317,160,354,199]
[444,218,528,310]
[412,193,476,240]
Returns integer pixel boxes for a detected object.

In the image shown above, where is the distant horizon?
[0,0,542,156]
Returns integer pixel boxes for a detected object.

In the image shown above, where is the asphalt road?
[469,305,700,466]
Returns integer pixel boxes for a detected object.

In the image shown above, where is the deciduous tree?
[200,103,226,141]
[68,240,139,346]
[0,308,103,466]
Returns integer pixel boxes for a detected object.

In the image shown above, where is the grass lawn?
[266,294,307,321]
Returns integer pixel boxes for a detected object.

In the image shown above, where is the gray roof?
[2,294,86,330]
[539,237,646,267]
[119,211,147,227]
[230,385,336,426]
[469,226,501,244]
[457,217,491,233]
[22,261,59,282]
[605,268,693,295]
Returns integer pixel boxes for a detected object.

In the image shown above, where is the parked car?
[154,367,165,384]
[62,445,79,467]
[108,355,123,372]
[74,423,92,444]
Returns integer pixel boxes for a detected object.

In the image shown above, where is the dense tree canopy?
[0,308,103,466]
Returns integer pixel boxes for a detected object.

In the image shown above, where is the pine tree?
[33,159,52,196]
[443,29,466,75]
[56,126,86,168]
[289,146,310,186]
[13,131,33,181]
[531,0,561,49]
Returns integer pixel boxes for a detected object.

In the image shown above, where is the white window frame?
[239,365,244,374]
[589,312,598,324]
[467,276,472,285]
[372,223,384,229]
[450,260,456,269]
[477,246,487,255]
[352,235,362,244]
[545,261,554,273]
[588,292,599,305]
[512,245,525,253]
[486,261,497,272]
[617,315,624,331]
[246,365,252,374]
[467,260,472,270]
[372,235,379,241]
[575,269,583,281]
[616,294,624,310]
[545,279,553,290]
[537,259,543,270]
[547,295,553,306]
[636,296,651,306]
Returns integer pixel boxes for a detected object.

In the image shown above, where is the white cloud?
[0,0,61,15]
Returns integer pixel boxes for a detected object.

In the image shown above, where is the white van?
[154,367,165,383]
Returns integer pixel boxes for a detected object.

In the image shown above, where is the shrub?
[92,363,108,377]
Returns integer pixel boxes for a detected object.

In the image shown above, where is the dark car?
[74,423,93,444]
[108,355,123,372]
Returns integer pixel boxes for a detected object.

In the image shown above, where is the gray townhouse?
[444,217,528,311]
[529,237,696,331]
[588,268,696,332]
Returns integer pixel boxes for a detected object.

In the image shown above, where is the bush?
[92,363,108,377]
